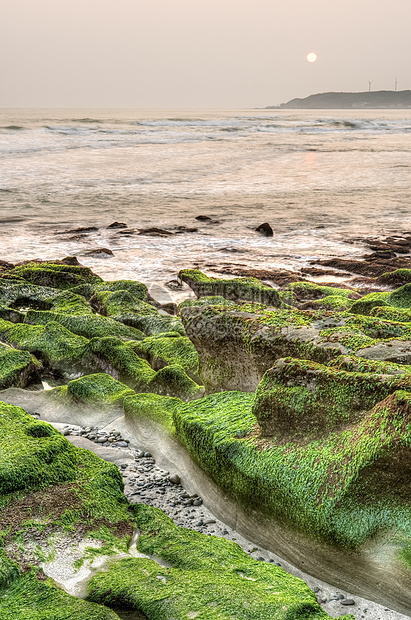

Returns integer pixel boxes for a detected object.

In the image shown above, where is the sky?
[1,0,410,108]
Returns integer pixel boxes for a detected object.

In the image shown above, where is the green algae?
[0,318,89,370]
[171,389,411,549]
[92,290,185,336]
[179,269,281,306]
[0,344,42,389]
[86,504,347,620]
[286,282,354,300]
[88,337,156,389]
[252,357,411,436]
[124,392,180,434]
[7,261,103,290]
[0,573,121,620]
[378,269,411,287]
[349,292,391,315]
[64,373,134,405]
[148,364,204,401]
[388,283,411,309]
[131,332,199,376]
[330,354,411,375]
[25,310,145,341]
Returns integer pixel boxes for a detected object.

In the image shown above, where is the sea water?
[0,108,410,297]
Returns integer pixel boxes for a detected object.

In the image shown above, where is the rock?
[107,221,127,229]
[340,599,356,606]
[113,441,129,448]
[159,302,178,315]
[255,222,273,236]
[138,227,174,236]
[169,474,181,485]
[83,248,114,258]
[195,215,213,222]
[56,226,99,235]
[174,226,198,233]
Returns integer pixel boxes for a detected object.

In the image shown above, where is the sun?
[306,52,318,63]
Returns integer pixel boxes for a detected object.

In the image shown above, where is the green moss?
[302,295,354,312]
[371,306,411,322]
[65,373,134,404]
[93,279,153,303]
[287,282,354,300]
[9,261,102,289]
[179,296,238,310]
[0,402,78,497]
[124,392,180,434]
[330,354,411,375]
[88,337,156,390]
[388,283,411,309]
[0,572,121,619]
[0,318,89,369]
[87,504,344,620]
[131,332,199,376]
[252,357,411,437]
[172,390,411,549]
[349,292,391,316]
[148,364,204,401]
[0,344,42,389]
[378,269,411,287]
[25,310,145,341]
[179,269,281,306]
[92,290,185,336]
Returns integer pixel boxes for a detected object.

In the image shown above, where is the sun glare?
[306,52,318,63]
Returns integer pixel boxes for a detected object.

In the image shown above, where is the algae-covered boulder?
[0,343,42,389]
[2,260,103,289]
[131,331,199,377]
[87,504,346,620]
[179,269,281,306]
[92,289,185,335]
[252,357,411,436]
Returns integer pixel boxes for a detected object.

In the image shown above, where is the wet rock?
[56,226,99,235]
[138,227,174,236]
[83,248,114,258]
[107,221,128,229]
[255,222,273,236]
[169,474,181,485]
[340,599,356,606]
[195,215,213,222]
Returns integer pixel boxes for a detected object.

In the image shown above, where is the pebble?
[169,474,181,485]
[341,599,356,606]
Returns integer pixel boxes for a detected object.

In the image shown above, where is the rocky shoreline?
[1,248,411,618]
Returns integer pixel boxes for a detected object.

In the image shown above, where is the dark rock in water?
[61,256,82,266]
[169,474,181,485]
[107,221,128,229]
[138,228,174,236]
[56,226,99,235]
[340,599,355,606]
[116,229,136,235]
[174,226,198,233]
[255,222,273,237]
[84,248,114,258]
[166,279,183,290]
[195,215,213,222]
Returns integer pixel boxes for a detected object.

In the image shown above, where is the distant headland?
[267,90,411,109]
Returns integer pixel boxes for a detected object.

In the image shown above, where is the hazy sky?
[1,0,410,108]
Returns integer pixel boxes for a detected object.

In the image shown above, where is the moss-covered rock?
[148,364,204,401]
[64,373,135,405]
[377,268,411,288]
[252,357,411,437]
[0,344,42,389]
[0,573,121,620]
[0,318,91,377]
[92,290,185,336]
[349,292,391,315]
[131,332,199,377]
[286,281,357,302]
[3,261,103,289]
[87,504,346,620]
[25,309,145,341]
[179,269,281,306]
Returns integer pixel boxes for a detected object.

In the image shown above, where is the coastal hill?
[270,90,411,109]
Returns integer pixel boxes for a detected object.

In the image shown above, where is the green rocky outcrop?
[179,269,281,306]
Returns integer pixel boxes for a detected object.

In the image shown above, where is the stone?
[340,599,356,606]
[195,215,213,222]
[138,227,174,236]
[83,248,114,258]
[169,474,181,485]
[255,222,273,236]
[107,221,127,229]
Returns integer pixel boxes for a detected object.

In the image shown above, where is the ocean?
[1,107,410,301]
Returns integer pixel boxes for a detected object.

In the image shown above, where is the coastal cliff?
[271,90,411,109]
